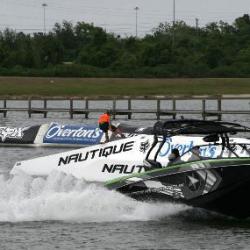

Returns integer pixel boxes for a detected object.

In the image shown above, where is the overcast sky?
[1,0,249,36]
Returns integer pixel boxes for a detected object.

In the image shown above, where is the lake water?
[1,101,250,250]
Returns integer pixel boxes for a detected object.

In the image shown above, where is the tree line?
[1,14,250,78]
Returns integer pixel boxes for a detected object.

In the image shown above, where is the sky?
[0,0,249,36]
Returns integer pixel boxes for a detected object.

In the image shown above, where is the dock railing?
[0,95,249,120]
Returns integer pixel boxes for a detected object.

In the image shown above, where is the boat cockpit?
[144,119,250,169]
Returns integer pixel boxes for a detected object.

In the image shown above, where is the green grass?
[0,77,250,97]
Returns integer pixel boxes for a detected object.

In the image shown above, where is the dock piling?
[0,96,249,120]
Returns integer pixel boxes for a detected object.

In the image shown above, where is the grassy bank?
[0,77,249,97]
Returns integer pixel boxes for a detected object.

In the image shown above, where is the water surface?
[1,102,250,250]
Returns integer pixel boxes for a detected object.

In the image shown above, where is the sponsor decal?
[183,169,221,198]
[148,185,183,193]
[44,123,103,145]
[58,141,135,166]
[102,164,145,174]
[0,126,29,142]
[139,140,150,153]
[143,180,184,198]
[159,137,216,158]
[185,172,202,192]
[133,184,184,198]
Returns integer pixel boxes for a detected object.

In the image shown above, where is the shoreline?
[0,77,250,97]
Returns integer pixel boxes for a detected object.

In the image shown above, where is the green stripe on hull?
[105,157,250,186]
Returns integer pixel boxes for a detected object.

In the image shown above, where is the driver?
[168,148,183,165]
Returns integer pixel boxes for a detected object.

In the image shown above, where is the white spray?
[0,171,187,222]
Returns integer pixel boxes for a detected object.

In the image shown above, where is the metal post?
[112,98,116,120]
[128,98,132,119]
[157,99,160,120]
[85,98,89,119]
[218,98,222,121]
[202,99,206,120]
[172,0,176,48]
[28,98,32,118]
[70,99,73,119]
[172,99,176,119]
[42,3,47,34]
[134,7,139,37]
[195,18,199,30]
[43,99,47,118]
[173,0,176,26]
[3,99,7,118]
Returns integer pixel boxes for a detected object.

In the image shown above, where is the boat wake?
[0,171,187,223]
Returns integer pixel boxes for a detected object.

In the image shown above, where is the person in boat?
[168,148,183,165]
[98,110,125,143]
[98,110,112,143]
[188,146,201,161]
[110,124,125,139]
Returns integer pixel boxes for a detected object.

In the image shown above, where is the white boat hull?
[11,134,250,183]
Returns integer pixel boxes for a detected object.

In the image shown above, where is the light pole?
[173,0,176,26]
[134,6,139,37]
[42,3,47,34]
[195,18,199,30]
[172,0,176,48]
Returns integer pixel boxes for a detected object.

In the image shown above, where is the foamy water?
[0,171,187,223]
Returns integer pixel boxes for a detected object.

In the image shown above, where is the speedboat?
[11,119,250,217]
[105,120,250,218]
[10,121,221,182]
